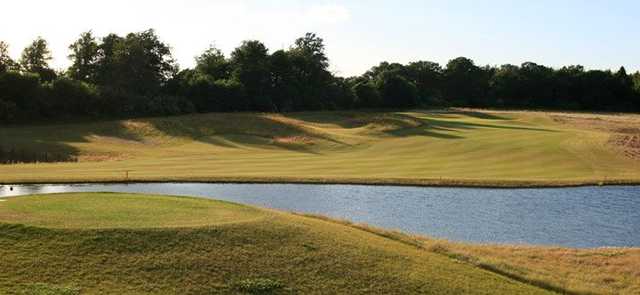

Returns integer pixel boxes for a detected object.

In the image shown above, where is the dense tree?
[288,33,333,110]
[353,81,382,108]
[490,64,522,106]
[364,62,406,81]
[68,31,99,82]
[518,62,555,107]
[46,77,99,116]
[94,33,124,86]
[19,37,56,82]
[231,40,272,110]
[268,49,296,112]
[552,65,584,109]
[633,72,640,109]
[110,30,177,95]
[443,57,490,106]
[378,74,418,107]
[405,61,443,104]
[1,30,639,124]
[0,72,44,119]
[0,41,18,73]
[195,45,230,80]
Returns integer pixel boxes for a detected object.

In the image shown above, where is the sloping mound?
[0,193,551,294]
[0,193,266,229]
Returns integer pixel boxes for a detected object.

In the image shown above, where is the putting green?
[0,193,266,229]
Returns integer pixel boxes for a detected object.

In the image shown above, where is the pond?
[1,183,639,248]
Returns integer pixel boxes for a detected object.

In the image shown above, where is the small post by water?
[124,170,132,183]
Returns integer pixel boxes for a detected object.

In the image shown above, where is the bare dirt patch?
[272,136,315,146]
[550,114,639,133]
[348,114,423,131]
[608,134,640,159]
[77,153,130,162]
[550,114,640,160]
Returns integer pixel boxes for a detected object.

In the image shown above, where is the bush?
[146,95,195,116]
[378,74,419,108]
[353,81,382,108]
[47,77,99,116]
[0,72,44,118]
[181,72,248,112]
[0,98,17,123]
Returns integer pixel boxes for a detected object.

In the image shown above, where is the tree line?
[1,29,639,123]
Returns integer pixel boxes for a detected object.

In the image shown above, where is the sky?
[1,0,638,77]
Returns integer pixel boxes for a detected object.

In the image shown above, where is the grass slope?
[0,193,552,294]
[421,239,640,295]
[1,109,639,186]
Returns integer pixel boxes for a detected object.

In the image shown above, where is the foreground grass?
[422,240,640,295]
[300,214,640,295]
[0,193,552,294]
[1,109,639,186]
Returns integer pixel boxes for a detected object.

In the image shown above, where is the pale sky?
[1,0,639,76]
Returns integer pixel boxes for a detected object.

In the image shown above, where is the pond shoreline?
[1,176,639,189]
[2,182,639,249]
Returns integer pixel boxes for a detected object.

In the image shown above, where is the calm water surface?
[1,183,638,248]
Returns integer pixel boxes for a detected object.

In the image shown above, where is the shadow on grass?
[0,109,557,164]
[143,113,352,154]
[382,112,555,139]
[0,119,147,164]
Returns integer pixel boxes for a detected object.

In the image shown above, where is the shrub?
[0,98,17,123]
[353,81,382,108]
[47,77,99,116]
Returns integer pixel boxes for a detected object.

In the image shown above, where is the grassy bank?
[0,193,555,294]
[1,109,639,186]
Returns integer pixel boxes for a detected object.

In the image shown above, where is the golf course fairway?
[1,109,639,186]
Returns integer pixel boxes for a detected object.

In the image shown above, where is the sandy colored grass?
[420,241,640,295]
[1,109,639,186]
[0,193,552,295]
[299,213,640,295]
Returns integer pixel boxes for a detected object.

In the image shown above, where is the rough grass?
[300,213,640,295]
[419,241,640,295]
[0,193,553,294]
[1,109,639,186]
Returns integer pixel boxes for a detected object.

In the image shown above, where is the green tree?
[102,29,177,95]
[195,45,230,80]
[288,33,332,110]
[0,41,19,73]
[94,33,124,85]
[353,81,382,108]
[632,72,640,110]
[268,49,296,112]
[378,73,419,108]
[364,62,406,81]
[231,40,272,110]
[292,33,328,69]
[405,61,442,104]
[490,64,522,106]
[613,67,634,103]
[19,37,55,81]
[443,57,489,106]
[68,31,99,82]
